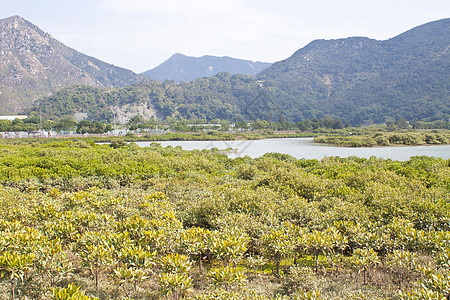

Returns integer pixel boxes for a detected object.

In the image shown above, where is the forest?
[0,138,448,299]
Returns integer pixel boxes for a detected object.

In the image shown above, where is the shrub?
[374,136,390,146]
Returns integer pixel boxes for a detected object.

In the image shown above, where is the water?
[135,138,450,161]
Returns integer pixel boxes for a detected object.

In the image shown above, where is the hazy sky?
[2,0,449,73]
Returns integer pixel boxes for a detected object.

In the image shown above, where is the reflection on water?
[136,138,450,161]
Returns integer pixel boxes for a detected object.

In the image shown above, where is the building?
[0,115,27,121]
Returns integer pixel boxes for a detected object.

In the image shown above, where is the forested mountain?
[25,74,256,122]
[27,18,449,125]
[0,16,143,115]
[141,53,271,82]
[258,18,450,124]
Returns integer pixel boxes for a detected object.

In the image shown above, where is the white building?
[0,115,27,121]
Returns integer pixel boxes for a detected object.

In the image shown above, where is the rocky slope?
[0,16,143,114]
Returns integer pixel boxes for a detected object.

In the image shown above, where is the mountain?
[257,18,450,124]
[141,53,271,82]
[0,16,143,115]
[27,19,449,125]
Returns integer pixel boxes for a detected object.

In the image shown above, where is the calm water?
[136,138,450,161]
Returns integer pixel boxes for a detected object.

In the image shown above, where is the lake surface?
[136,138,450,161]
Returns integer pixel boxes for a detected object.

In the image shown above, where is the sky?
[2,0,449,73]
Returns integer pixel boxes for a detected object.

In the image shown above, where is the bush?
[110,139,127,148]
[125,132,137,138]
[374,136,390,146]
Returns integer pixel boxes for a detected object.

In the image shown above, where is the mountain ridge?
[12,17,450,125]
[255,18,449,124]
[141,53,271,82]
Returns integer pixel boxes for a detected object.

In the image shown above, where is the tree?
[295,119,312,131]
[0,252,35,300]
[350,248,380,285]
[112,244,156,297]
[158,253,193,300]
[395,118,410,129]
[54,118,77,132]
[386,250,418,290]
[127,115,145,130]
[301,228,347,274]
[35,239,73,288]
[78,244,113,290]
[211,229,248,267]
[76,120,110,134]
[207,266,246,291]
[182,227,211,274]
[111,267,149,298]
[262,228,294,276]
[251,119,269,130]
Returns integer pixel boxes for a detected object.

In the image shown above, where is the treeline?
[0,139,448,299]
[412,119,450,129]
[133,116,346,132]
[0,113,350,134]
[0,118,112,134]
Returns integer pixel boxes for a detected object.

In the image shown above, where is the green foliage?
[399,271,450,299]
[160,253,192,274]
[76,120,111,134]
[207,266,246,290]
[0,140,448,299]
[0,251,35,281]
[51,284,98,300]
[194,288,270,300]
[292,289,322,300]
[109,139,127,148]
[349,248,380,285]
[315,131,450,147]
[158,253,193,299]
[78,243,114,289]
[111,266,149,298]
[158,272,193,299]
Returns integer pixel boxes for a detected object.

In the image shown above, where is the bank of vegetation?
[315,131,450,147]
[0,139,448,299]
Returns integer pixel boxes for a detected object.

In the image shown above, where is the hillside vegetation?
[258,18,450,124]
[25,18,450,125]
[25,74,257,122]
[0,139,448,299]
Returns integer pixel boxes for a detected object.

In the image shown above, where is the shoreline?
[2,130,450,149]
[314,132,450,148]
